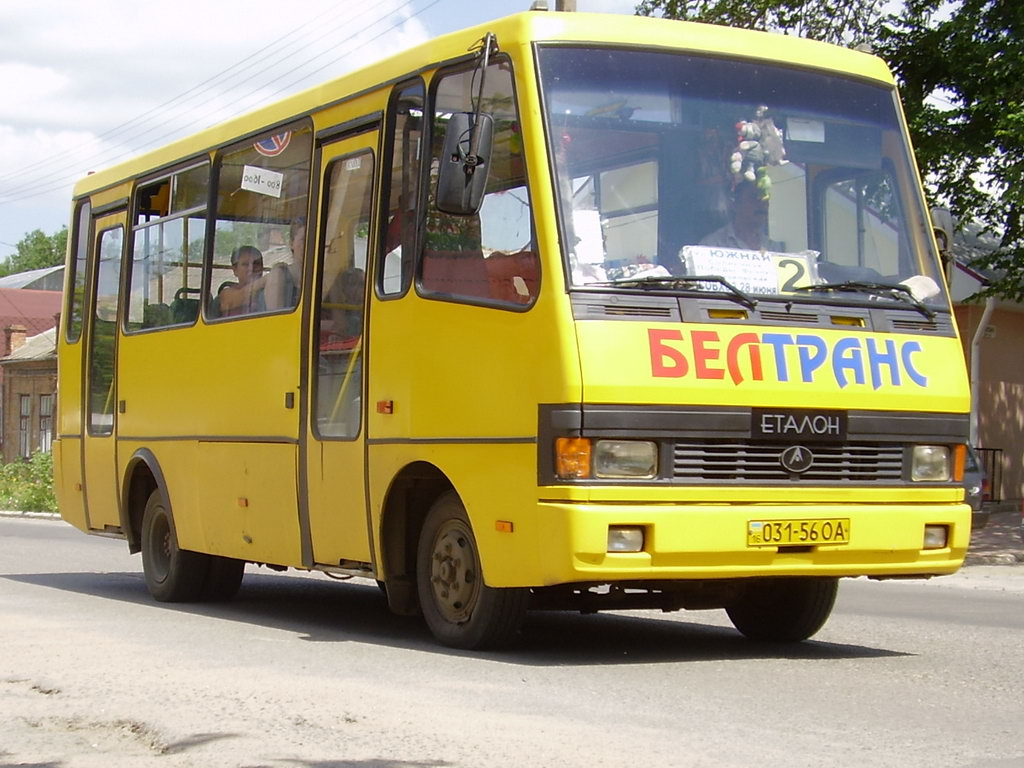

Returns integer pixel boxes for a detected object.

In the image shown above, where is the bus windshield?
[538,47,948,310]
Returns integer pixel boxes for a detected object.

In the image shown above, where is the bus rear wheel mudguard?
[140,490,245,603]
[141,490,208,602]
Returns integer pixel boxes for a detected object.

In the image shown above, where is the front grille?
[598,303,676,318]
[758,309,821,325]
[891,317,953,334]
[672,440,904,483]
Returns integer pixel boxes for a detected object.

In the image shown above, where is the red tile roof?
[0,287,62,337]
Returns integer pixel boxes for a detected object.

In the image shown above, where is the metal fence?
[976,447,1004,503]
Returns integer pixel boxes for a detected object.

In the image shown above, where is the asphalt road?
[2,515,1023,768]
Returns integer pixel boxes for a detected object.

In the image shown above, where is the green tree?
[875,1,1024,301]
[636,0,1024,301]
[635,0,884,46]
[0,227,68,277]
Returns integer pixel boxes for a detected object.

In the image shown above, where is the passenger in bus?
[265,218,304,310]
[215,245,266,317]
[699,180,784,252]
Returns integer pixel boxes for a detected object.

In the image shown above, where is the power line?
[260,0,442,104]
[0,1,347,186]
[0,0,417,199]
[0,0,437,205]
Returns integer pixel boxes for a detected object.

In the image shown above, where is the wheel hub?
[429,522,479,623]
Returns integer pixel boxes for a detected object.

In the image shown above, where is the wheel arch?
[377,461,453,615]
[121,448,171,555]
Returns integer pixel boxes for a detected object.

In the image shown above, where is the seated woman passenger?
[215,245,266,317]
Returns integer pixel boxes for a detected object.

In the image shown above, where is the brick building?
[0,327,58,462]
[0,288,62,462]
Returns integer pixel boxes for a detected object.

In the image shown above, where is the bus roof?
[72,10,894,198]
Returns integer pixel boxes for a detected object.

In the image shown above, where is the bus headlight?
[594,440,658,479]
[912,445,951,481]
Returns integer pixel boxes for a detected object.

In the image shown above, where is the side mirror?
[436,112,493,216]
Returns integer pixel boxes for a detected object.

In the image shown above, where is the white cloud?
[0,64,70,111]
[0,0,640,257]
[0,0,429,246]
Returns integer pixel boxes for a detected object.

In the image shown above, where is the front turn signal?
[555,437,592,479]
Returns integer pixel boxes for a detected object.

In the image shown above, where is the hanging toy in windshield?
[729,105,786,199]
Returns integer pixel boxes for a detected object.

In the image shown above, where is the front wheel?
[416,491,528,650]
[726,577,838,642]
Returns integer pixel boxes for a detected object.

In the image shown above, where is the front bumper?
[529,501,970,586]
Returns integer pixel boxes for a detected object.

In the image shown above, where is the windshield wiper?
[792,280,936,319]
[586,274,758,310]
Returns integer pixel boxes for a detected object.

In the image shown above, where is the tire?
[416,491,529,650]
[726,577,838,642]
[201,556,245,601]
[140,490,209,602]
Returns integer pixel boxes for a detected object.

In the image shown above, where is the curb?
[0,510,60,520]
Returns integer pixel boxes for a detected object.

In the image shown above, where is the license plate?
[747,518,850,547]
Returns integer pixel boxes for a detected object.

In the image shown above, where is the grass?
[0,451,57,512]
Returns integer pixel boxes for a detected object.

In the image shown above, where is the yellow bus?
[55,9,972,649]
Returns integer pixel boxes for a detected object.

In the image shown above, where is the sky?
[0,0,639,264]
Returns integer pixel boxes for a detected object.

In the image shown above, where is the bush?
[0,452,57,512]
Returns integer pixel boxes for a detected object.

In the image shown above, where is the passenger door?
[303,129,378,567]
[82,210,127,531]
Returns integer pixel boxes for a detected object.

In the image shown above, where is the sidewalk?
[965,506,1024,566]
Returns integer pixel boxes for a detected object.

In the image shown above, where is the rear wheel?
[726,577,838,642]
[201,556,245,601]
[140,490,208,602]
[416,491,528,650]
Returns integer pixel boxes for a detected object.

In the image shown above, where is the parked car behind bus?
[964,446,989,529]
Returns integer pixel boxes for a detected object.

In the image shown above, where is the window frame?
[312,146,376,442]
[375,78,426,302]
[86,224,126,438]
[124,158,211,335]
[205,118,315,324]
[65,199,92,343]
[813,159,912,279]
[38,394,54,453]
[18,394,31,459]
[415,55,539,312]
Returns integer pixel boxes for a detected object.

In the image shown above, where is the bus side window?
[422,59,537,307]
[207,120,313,320]
[88,226,125,435]
[314,150,374,439]
[126,163,209,332]
[65,199,91,343]
[379,81,424,297]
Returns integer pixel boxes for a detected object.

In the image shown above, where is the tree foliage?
[875,1,1024,301]
[0,227,68,277]
[636,0,1024,301]
[636,0,884,46]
